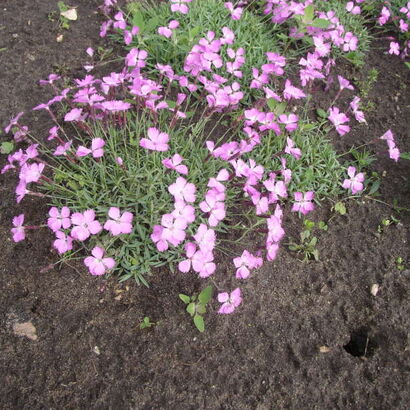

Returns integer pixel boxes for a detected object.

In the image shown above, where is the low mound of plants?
[2,0,407,330]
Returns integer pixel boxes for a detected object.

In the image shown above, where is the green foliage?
[333,201,347,215]
[288,219,327,261]
[395,257,406,271]
[179,285,213,332]
[377,215,400,234]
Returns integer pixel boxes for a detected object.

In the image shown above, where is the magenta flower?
[283,79,306,100]
[291,192,315,215]
[104,207,133,236]
[389,42,400,55]
[342,166,364,194]
[343,32,358,52]
[125,48,148,67]
[168,177,196,203]
[338,75,354,91]
[84,247,115,276]
[101,100,131,112]
[54,141,72,156]
[53,231,73,254]
[11,214,25,242]
[76,138,105,158]
[328,107,350,136]
[64,108,84,122]
[217,288,242,314]
[279,114,298,132]
[162,154,188,175]
[48,206,71,232]
[140,127,170,152]
[5,112,24,134]
[70,210,102,241]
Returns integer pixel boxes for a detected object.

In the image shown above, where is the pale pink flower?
[284,137,302,160]
[172,201,196,224]
[125,48,148,67]
[168,177,196,203]
[218,288,242,314]
[48,206,71,232]
[170,0,191,14]
[84,247,115,276]
[342,166,364,194]
[11,214,25,242]
[338,75,354,91]
[70,210,102,241]
[5,112,24,134]
[104,207,133,236]
[389,42,400,55]
[178,242,197,273]
[64,108,84,122]
[279,114,298,132]
[192,250,216,278]
[19,163,45,184]
[140,127,169,152]
[162,154,188,174]
[53,231,73,254]
[76,138,105,158]
[291,192,315,215]
[328,107,350,136]
[193,223,215,253]
[233,250,262,279]
[160,213,187,247]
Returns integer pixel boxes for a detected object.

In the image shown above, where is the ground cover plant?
[2,0,408,331]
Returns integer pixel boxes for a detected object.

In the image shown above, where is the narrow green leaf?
[316,108,328,119]
[368,180,380,195]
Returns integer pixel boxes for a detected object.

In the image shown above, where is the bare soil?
[1,1,409,409]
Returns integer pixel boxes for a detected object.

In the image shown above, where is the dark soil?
[1,2,409,409]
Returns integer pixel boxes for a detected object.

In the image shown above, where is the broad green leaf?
[312,249,319,261]
[179,294,190,304]
[400,152,410,160]
[404,62,410,70]
[193,314,205,333]
[189,26,201,41]
[198,285,213,305]
[267,98,277,111]
[301,230,311,242]
[196,304,206,315]
[132,10,145,32]
[309,236,318,247]
[303,5,314,23]
[0,141,14,154]
[334,201,346,215]
[186,302,195,316]
[274,102,287,116]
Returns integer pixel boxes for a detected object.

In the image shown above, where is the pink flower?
[233,250,263,279]
[162,154,188,174]
[217,288,242,314]
[224,2,243,20]
[5,112,24,134]
[125,48,148,67]
[160,213,187,247]
[11,214,25,242]
[170,0,191,14]
[104,207,133,236]
[342,166,364,194]
[178,242,197,273]
[193,224,215,253]
[19,162,45,184]
[54,141,72,156]
[172,201,196,224]
[192,250,216,278]
[70,210,102,241]
[283,79,306,100]
[279,114,298,132]
[338,75,354,91]
[84,247,115,276]
[151,225,168,252]
[53,231,73,254]
[389,42,400,55]
[158,26,172,38]
[168,177,196,203]
[284,137,302,159]
[140,127,169,152]
[328,107,350,136]
[291,191,315,215]
[76,138,105,158]
[48,206,71,232]
[64,108,84,122]
[343,32,358,52]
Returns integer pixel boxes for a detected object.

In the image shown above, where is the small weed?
[288,219,327,261]
[354,68,379,111]
[395,257,406,271]
[139,316,155,329]
[179,285,213,332]
[377,215,400,234]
